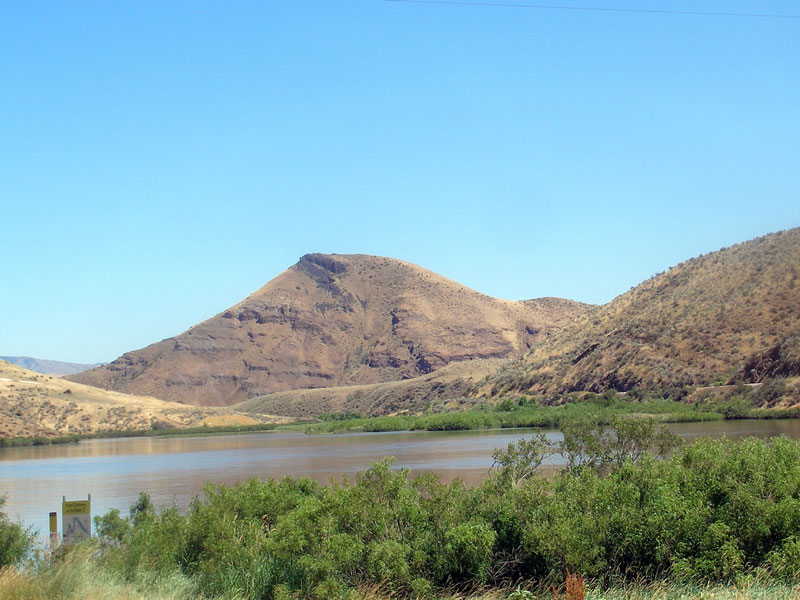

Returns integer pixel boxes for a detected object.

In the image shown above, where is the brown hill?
[238,358,506,419]
[482,228,800,397]
[70,254,591,407]
[0,360,266,438]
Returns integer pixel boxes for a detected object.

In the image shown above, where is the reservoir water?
[2,419,800,538]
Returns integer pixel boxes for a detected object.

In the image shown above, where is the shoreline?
[3,398,800,447]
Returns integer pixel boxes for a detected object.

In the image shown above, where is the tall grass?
[3,557,799,600]
[582,580,800,600]
[304,398,724,435]
[0,546,199,600]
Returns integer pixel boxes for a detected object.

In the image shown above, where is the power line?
[381,0,800,20]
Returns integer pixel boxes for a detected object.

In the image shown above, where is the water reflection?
[2,420,799,539]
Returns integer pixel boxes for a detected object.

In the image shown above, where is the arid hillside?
[0,360,262,438]
[70,254,591,406]
[238,358,506,419]
[482,228,800,397]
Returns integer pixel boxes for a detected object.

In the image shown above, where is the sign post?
[62,494,91,546]
[49,511,58,547]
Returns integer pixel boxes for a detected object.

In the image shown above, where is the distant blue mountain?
[0,356,103,376]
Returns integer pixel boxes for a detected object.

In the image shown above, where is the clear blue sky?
[2,1,798,363]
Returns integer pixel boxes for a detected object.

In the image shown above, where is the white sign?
[62,496,91,545]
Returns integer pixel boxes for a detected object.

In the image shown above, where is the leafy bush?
[89,436,800,597]
[94,508,130,544]
[0,495,33,567]
[495,398,518,412]
[319,412,364,422]
[492,432,549,486]
[559,416,681,474]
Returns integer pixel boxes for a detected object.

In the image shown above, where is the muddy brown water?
[2,419,800,539]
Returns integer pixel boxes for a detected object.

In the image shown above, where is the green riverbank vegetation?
[304,386,800,435]
[0,423,280,448]
[2,420,800,599]
[3,380,797,447]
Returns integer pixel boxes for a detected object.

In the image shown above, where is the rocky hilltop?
[70,254,591,406]
[482,228,800,397]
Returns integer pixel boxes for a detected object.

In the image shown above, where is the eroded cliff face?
[71,253,591,406]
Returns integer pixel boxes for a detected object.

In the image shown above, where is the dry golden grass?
[579,581,800,600]
[3,561,798,600]
[0,547,196,600]
[482,228,800,398]
[0,360,284,438]
[237,357,507,418]
[686,378,800,410]
[198,413,285,427]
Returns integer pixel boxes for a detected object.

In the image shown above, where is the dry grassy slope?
[481,228,800,397]
[237,357,507,419]
[0,360,265,437]
[70,254,591,407]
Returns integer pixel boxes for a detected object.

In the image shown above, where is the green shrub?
[495,398,518,412]
[441,520,496,582]
[94,508,131,543]
[766,536,800,580]
[559,416,681,473]
[88,436,800,597]
[0,495,32,567]
[492,433,549,486]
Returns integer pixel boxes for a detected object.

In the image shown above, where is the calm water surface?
[2,420,800,537]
